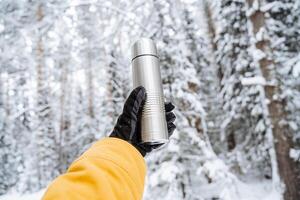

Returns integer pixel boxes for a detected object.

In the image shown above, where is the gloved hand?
[110,86,176,156]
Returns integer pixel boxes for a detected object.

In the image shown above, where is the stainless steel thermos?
[131,38,169,145]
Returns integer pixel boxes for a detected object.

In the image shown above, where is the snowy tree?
[214,0,272,178]
[0,0,42,193]
[198,0,224,155]
[246,0,300,198]
[0,73,19,195]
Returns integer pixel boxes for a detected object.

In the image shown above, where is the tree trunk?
[202,0,228,148]
[35,4,44,188]
[86,50,94,119]
[58,61,68,173]
[247,0,300,199]
[35,4,57,189]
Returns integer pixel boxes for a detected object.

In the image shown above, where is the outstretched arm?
[42,87,176,200]
[43,137,146,200]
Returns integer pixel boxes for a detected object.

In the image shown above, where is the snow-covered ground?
[194,178,281,200]
[234,180,281,200]
[0,189,45,200]
[0,180,281,200]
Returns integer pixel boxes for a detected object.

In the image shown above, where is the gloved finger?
[123,86,146,120]
[167,122,176,137]
[166,112,176,123]
[165,102,175,113]
[150,143,163,150]
[136,143,152,156]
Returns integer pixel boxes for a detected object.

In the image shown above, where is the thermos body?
[131,38,169,145]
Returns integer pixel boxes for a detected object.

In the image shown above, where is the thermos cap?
[131,38,158,60]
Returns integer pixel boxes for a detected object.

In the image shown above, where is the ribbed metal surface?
[131,38,168,145]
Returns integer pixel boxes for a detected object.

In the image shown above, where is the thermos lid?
[131,38,158,60]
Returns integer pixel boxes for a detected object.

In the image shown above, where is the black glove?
[110,86,176,156]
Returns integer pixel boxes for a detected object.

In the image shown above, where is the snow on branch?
[241,76,266,86]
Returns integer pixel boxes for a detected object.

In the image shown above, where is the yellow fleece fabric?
[42,137,146,200]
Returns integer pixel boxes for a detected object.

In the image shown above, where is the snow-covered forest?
[0,0,299,199]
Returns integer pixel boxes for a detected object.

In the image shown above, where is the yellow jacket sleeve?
[42,137,146,200]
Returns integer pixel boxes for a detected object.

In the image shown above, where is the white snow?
[289,148,300,162]
[252,48,266,61]
[0,180,282,200]
[241,77,266,86]
[237,180,281,200]
[195,178,281,200]
[0,189,45,200]
[292,60,300,77]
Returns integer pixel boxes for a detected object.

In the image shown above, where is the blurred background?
[0,0,299,199]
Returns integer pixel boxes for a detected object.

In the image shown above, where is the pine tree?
[200,0,224,154]
[247,0,300,198]
[0,1,26,193]
[0,73,19,194]
[34,4,59,189]
[215,0,272,177]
